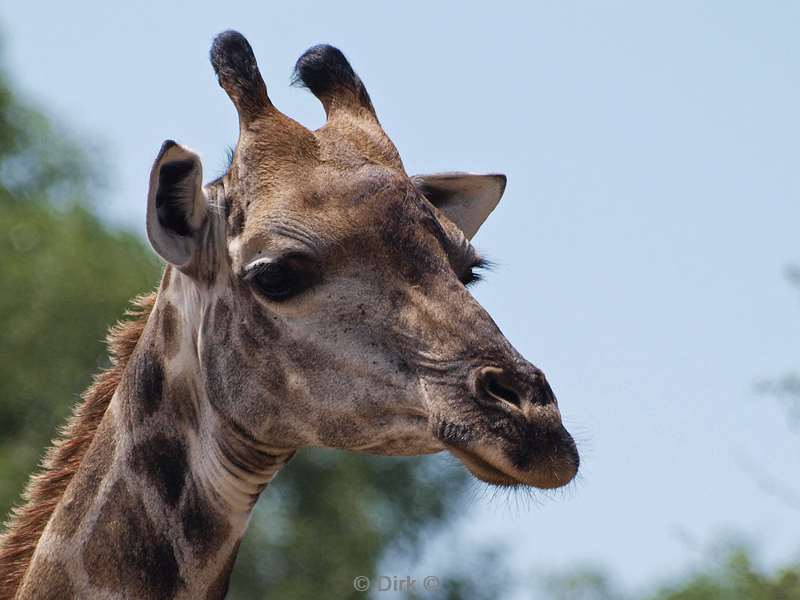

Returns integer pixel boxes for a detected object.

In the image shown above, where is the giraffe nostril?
[478,368,522,408]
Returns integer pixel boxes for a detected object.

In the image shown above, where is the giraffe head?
[146,31,578,489]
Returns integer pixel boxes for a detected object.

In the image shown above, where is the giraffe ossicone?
[0,30,579,599]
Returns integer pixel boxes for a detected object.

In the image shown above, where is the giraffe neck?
[16,272,293,599]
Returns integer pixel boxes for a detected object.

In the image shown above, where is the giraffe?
[0,31,579,599]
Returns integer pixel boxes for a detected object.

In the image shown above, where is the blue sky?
[2,1,798,593]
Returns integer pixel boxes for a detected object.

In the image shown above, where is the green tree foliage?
[541,566,623,600]
[540,550,800,600]
[650,550,800,600]
[0,63,161,516]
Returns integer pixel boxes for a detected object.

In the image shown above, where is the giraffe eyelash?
[461,257,494,287]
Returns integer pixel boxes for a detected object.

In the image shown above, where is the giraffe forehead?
[230,165,442,263]
[238,159,407,208]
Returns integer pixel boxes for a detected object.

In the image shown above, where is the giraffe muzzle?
[435,362,579,489]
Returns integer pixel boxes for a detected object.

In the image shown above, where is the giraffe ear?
[413,173,507,240]
[146,140,208,269]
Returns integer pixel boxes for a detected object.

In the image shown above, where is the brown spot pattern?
[130,434,188,508]
[124,347,165,418]
[181,479,230,562]
[169,375,200,431]
[84,480,182,597]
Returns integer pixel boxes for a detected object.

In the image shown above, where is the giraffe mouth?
[435,419,579,489]
[447,444,577,489]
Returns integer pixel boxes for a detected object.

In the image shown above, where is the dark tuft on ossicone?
[292,44,373,113]
[210,30,269,118]
[210,31,258,83]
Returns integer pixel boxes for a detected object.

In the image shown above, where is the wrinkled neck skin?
[167,267,296,510]
[16,268,294,600]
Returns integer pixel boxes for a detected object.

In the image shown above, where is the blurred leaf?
[649,548,800,600]
[541,565,626,600]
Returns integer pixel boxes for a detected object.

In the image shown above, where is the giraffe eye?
[246,256,318,302]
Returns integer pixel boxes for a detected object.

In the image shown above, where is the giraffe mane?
[0,292,156,600]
